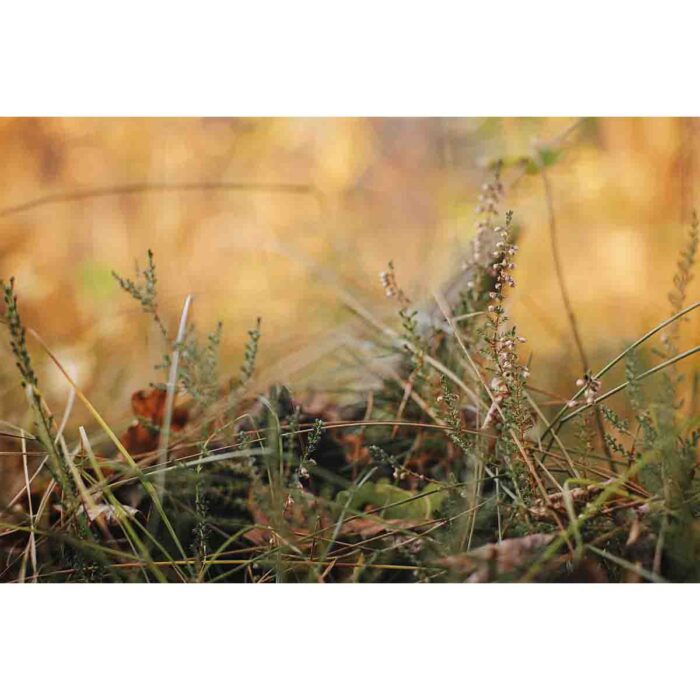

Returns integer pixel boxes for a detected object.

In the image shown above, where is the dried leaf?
[528,481,618,521]
[79,503,139,524]
[339,517,423,538]
[437,533,554,582]
[121,388,189,458]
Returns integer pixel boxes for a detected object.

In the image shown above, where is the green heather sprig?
[298,418,324,480]
[668,210,699,319]
[112,248,168,338]
[368,444,408,482]
[380,260,425,372]
[659,211,699,393]
[240,317,262,386]
[437,374,472,454]
[176,321,223,408]
[192,454,210,567]
[1,277,94,562]
[3,277,38,389]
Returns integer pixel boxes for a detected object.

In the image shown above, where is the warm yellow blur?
[0,118,698,426]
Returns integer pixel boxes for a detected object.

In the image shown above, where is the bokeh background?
[0,117,698,427]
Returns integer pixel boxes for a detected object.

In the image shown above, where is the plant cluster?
[1,156,699,583]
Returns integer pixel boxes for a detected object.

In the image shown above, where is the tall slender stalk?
[541,164,618,471]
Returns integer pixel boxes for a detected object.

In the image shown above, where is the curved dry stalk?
[0,181,326,220]
[542,299,700,440]
[540,166,588,371]
[559,343,700,426]
[541,163,615,470]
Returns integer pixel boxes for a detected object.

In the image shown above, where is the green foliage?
[112,248,167,338]
[336,480,446,520]
[523,146,562,174]
[239,317,262,386]
[437,374,473,454]
[3,153,700,584]
[2,277,38,388]
[1,278,98,578]
[176,321,223,408]
[297,418,324,478]
[668,210,699,317]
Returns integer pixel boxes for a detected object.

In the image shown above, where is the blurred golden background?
[0,117,698,427]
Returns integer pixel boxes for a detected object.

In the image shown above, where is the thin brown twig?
[0,181,326,221]
[540,162,615,471]
[540,165,588,371]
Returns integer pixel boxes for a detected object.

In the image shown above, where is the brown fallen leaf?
[528,481,621,522]
[339,517,424,539]
[437,533,554,582]
[121,387,189,460]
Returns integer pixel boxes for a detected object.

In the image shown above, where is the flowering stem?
[542,300,700,441]
[558,344,700,426]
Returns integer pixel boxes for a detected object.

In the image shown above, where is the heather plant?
[1,153,699,583]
